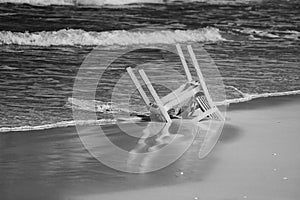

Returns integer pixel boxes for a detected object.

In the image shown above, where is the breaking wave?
[0,28,225,46]
[1,90,300,133]
[232,28,300,41]
[0,0,264,6]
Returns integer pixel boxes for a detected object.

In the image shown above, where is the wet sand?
[1,95,300,200]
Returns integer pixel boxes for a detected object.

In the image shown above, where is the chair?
[126,44,224,123]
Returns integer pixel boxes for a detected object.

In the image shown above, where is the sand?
[1,95,299,200]
[72,95,300,200]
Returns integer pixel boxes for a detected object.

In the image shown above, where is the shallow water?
[0,120,223,199]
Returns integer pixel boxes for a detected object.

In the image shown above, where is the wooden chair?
[126,44,224,123]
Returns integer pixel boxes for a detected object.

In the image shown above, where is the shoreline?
[1,93,300,134]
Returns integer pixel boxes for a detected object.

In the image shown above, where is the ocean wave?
[0,0,264,6]
[282,30,300,40]
[1,90,300,133]
[233,28,299,41]
[0,28,225,46]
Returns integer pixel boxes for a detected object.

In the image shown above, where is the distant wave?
[0,28,225,46]
[0,0,161,6]
[1,90,300,133]
[0,0,264,6]
[232,28,300,41]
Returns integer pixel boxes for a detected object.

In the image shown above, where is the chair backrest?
[196,95,219,120]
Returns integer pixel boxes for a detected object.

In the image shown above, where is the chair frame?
[126,44,224,123]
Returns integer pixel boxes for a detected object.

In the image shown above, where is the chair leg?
[138,69,172,123]
[176,44,193,82]
[126,67,151,106]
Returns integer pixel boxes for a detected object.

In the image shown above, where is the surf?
[0,28,225,46]
[0,0,265,7]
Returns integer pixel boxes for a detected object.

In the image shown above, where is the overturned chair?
[126,44,224,123]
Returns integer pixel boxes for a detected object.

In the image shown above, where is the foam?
[0,0,75,6]
[282,30,300,40]
[218,90,300,105]
[234,28,299,41]
[0,0,264,6]
[0,28,225,46]
[0,0,164,6]
[0,119,117,133]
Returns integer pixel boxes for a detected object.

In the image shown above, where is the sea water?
[0,0,299,131]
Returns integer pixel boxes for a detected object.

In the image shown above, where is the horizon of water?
[0,0,299,132]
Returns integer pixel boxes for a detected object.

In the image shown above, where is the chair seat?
[163,86,200,111]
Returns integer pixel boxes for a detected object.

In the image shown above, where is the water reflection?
[77,119,199,173]
[0,119,224,199]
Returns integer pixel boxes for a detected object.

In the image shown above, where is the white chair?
[126,44,224,123]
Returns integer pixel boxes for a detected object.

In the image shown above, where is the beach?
[0,1,299,199]
[1,94,299,200]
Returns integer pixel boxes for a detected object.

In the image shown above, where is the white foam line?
[216,90,300,106]
[0,119,117,133]
[0,28,225,47]
[0,0,265,6]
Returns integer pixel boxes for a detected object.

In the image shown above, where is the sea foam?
[0,119,117,133]
[0,0,164,6]
[233,28,300,41]
[0,0,264,6]
[219,90,300,105]
[0,28,225,46]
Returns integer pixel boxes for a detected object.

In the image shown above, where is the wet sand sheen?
[1,95,300,200]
